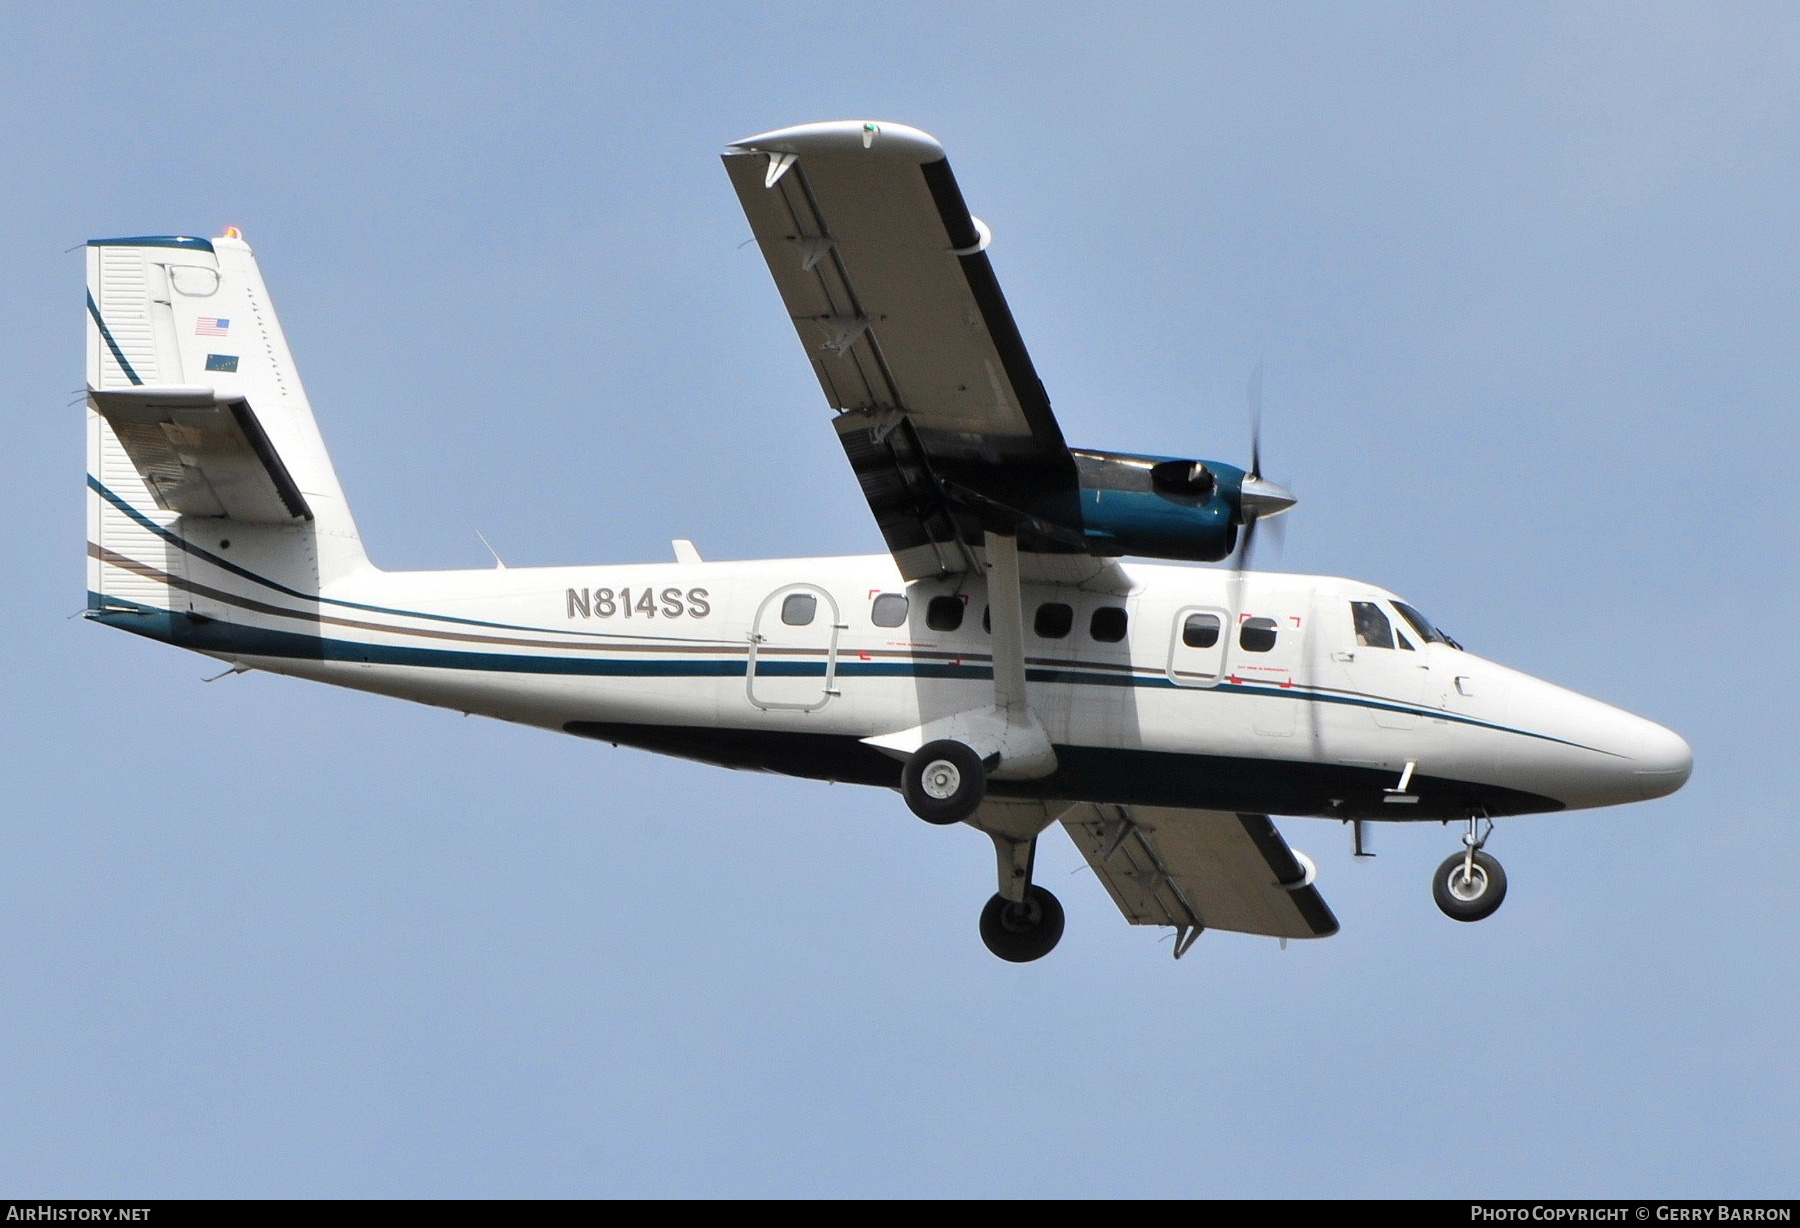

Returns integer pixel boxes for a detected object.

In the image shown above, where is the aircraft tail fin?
[86,232,368,615]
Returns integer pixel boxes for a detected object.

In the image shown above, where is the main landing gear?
[976,827,1064,962]
[898,531,1066,960]
[1433,815,1507,922]
[901,739,987,825]
[902,753,1067,962]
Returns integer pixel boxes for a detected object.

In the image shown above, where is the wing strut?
[981,529,1055,778]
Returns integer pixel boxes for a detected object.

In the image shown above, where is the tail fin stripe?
[91,474,316,599]
[86,292,143,386]
[90,475,721,641]
[90,533,747,658]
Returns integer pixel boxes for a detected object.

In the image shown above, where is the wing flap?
[88,386,312,522]
[831,407,975,579]
[1061,804,1338,940]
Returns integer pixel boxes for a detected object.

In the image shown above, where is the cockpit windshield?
[1392,600,1463,650]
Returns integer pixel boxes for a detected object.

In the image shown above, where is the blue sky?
[4,2,1795,1196]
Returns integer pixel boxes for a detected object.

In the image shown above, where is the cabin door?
[747,584,841,711]
[1166,606,1231,686]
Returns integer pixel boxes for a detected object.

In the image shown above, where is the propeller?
[1233,360,1296,575]
[1247,359,1264,480]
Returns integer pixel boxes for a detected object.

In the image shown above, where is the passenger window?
[871,593,908,628]
[781,593,817,626]
[982,606,991,633]
[926,595,964,632]
[1182,612,1221,648]
[1090,606,1128,643]
[1351,601,1394,649]
[1239,616,1278,653]
[1034,602,1073,639]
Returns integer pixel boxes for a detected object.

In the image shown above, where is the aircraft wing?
[1060,804,1338,944]
[88,386,312,522]
[723,121,1081,579]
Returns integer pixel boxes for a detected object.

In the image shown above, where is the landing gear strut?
[1433,816,1507,922]
[901,530,1064,957]
[971,814,1066,962]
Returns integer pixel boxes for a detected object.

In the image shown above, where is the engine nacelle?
[1064,448,1247,562]
[926,446,1290,565]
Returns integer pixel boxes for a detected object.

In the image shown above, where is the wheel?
[1433,849,1508,922]
[901,739,986,825]
[979,885,1065,962]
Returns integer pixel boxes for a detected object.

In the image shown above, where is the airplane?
[81,119,1692,963]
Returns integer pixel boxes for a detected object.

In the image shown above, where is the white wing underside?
[723,123,1043,442]
[725,121,1078,580]
[1055,804,1338,941]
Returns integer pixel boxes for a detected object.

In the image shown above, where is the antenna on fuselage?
[474,529,507,570]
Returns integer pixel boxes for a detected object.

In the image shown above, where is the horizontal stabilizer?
[88,385,312,522]
[1061,804,1338,941]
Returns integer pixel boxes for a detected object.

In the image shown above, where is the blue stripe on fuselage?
[88,593,1602,755]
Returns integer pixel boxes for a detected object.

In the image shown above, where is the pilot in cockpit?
[1352,601,1395,649]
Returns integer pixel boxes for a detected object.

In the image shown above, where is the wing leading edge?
[724,120,1081,578]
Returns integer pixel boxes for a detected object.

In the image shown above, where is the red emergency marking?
[868,589,881,599]
[859,649,871,661]
[1290,616,1302,627]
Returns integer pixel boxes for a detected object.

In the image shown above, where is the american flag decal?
[195,317,230,336]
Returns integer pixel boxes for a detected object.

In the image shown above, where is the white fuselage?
[107,542,1691,824]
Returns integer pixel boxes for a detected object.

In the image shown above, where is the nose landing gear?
[1433,816,1507,922]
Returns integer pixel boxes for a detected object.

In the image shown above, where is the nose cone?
[1496,666,1693,810]
[1573,701,1693,806]
[1629,719,1693,800]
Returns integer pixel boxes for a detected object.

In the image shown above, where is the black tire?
[1433,849,1508,922]
[979,885,1066,962]
[901,739,985,825]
